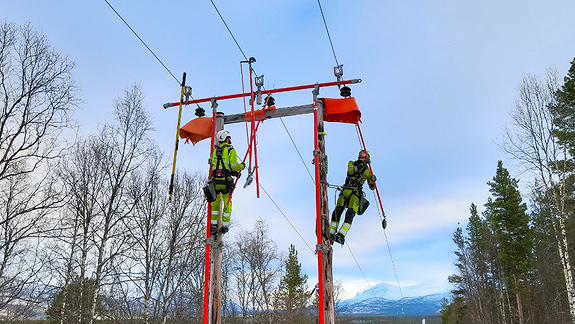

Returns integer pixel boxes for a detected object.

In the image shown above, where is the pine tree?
[273,244,311,323]
[485,161,532,324]
[549,57,575,323]
[551,58,575,155]
[45,278,107,324]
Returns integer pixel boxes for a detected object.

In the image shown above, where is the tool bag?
[357,191,370,215]
[203,180,217,202]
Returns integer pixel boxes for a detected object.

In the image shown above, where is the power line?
[209,0,249,61]
[317,0,340,67]
[280,118,315,184]
[346,244,377,298]
[103,0,180,85]
[258,183,315,255]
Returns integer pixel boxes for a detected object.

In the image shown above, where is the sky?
[4,0,575,300]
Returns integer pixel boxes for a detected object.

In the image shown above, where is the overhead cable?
[346,244,377,298]
[103,0,180,85]
[259,183,315,255]
[280,118,316,184]
[317,0,340,67]
[209,0,249,61]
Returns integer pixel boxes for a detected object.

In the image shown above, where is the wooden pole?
[209,112,225,324]
[203,101,218,324]
[317,99,335,324]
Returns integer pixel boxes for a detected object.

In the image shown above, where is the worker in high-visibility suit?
[330,150,376,245]
[210,129,245,235]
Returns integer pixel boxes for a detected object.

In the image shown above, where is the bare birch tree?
[0,21,77,318]
[232,219,281,322]
[87,83,154,324]
[123,148,167,324]
[503,70,575,323]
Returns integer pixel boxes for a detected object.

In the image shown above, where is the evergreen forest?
[440,62,575,323]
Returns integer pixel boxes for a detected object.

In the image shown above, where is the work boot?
[329,233,336,244]
[219,226,229,235]
[334,233,345,245]
[210,224,218,236]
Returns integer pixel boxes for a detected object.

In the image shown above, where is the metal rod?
[163,79,361,108]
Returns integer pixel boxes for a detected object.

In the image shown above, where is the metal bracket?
[211,97,218,112]
[255,75,264,87]
[184,86,192,100]
[334,65,344,86]
[205,237,223,249]
[312,83,320,102]
[313,150,321,156]
[316,243,332,254]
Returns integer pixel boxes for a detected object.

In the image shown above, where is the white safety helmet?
[216,130,231,143]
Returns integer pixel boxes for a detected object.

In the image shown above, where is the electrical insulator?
[266,96,275,107]
[340,86,351,98]
[195,107,206,117]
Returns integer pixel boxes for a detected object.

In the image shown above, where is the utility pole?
[315,98,335,324]
[166,78,362,324]
[209,112,225,324]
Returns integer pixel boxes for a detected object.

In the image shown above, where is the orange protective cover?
[179,117,213,145]
[323,97,361,124]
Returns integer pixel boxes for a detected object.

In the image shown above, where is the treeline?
[441,60,575,323]
[0,22,321,323]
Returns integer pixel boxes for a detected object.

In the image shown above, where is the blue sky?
[5,0,575,299]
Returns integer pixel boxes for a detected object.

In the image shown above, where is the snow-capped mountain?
[337,283,449,315]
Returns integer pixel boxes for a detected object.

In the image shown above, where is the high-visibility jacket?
[344,160,375,191]
[334,159,375,214]
[211,142,244,190]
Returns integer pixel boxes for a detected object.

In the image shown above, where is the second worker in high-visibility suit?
[210,129,245,235]
[330,150,376,245]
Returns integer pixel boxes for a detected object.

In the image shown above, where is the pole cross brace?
[316,243,332,254]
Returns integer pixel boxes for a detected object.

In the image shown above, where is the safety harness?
[340,160,370,215]
[212,145,236,194]
[344,160,368,189]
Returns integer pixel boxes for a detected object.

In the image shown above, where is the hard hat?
[216,130,231,143]
[358,150,370,159]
